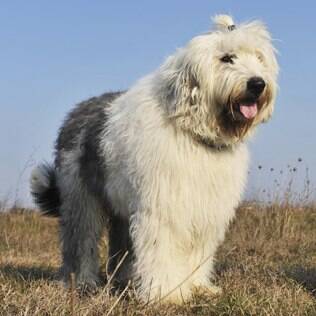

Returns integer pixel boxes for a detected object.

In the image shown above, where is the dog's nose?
[247,77,266,96]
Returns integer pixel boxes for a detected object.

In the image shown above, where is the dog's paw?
[64,273,100,297]
[207,284,222,296]
[77,282,99,297]
[193,284,223,297]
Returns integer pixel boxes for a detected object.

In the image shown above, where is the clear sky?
[1,0,315,206]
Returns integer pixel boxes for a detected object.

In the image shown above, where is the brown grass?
[1,203,316,315]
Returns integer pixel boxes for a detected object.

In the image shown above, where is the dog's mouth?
[226,95,262,122]
[235,100,258,120]
[218,94,264,139]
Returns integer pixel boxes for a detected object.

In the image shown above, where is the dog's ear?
[161,62,200,114]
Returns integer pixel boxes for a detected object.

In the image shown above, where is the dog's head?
[157,15,279,148]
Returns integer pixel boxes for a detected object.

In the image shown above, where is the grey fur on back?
[56,91,123,204]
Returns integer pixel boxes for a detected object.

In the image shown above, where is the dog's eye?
[220,54,237,64]
[256,53,264,63]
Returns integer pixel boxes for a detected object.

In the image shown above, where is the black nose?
[247,77,266,96]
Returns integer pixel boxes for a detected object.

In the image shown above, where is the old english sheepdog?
[30,15,278,303]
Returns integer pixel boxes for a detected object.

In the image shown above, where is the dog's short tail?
[30,163,61,217]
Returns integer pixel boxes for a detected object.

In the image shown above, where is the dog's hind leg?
[59,183,105,291]
[107,214,133,291]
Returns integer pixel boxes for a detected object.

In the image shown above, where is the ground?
[0,203,316,316]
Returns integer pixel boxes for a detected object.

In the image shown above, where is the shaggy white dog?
[31,15,278,303]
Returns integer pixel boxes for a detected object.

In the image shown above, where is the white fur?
[100,15,278,302]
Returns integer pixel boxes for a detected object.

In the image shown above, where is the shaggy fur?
[30,15,278,303]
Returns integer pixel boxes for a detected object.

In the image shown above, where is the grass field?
[1,202,316,315]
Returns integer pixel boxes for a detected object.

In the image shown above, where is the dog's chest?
[142,140,249,236]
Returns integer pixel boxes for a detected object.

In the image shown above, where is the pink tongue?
[239,103,258,119]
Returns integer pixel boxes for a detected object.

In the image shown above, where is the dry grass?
[1,203,316,315]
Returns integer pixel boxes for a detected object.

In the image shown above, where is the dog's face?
[159,15,279,147]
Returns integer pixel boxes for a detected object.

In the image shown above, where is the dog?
[30,15,278,303]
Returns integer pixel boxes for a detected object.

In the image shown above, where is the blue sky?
[0,1,315,206]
